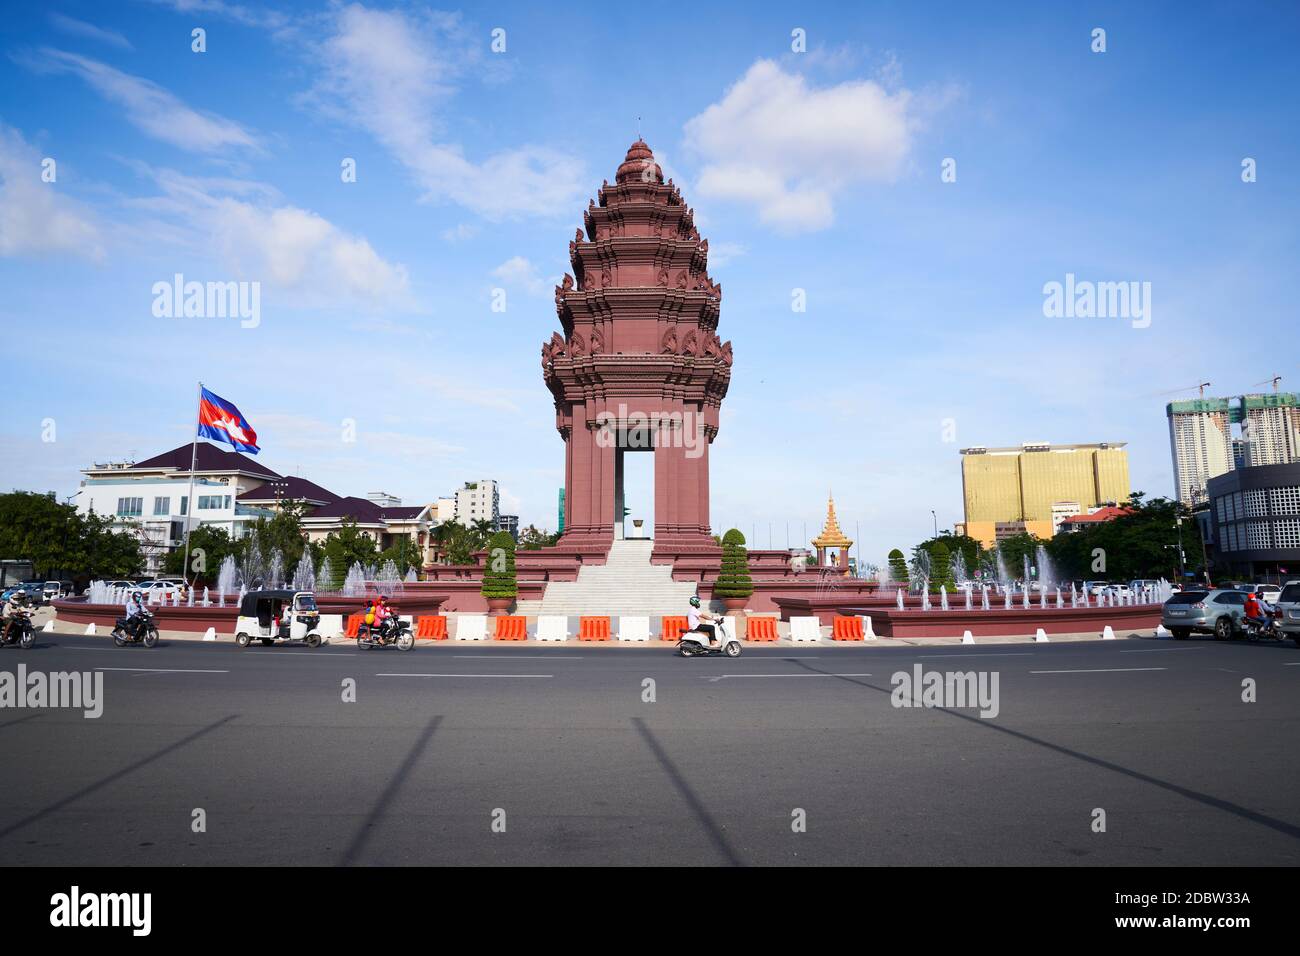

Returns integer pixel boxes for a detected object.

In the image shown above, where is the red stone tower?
[542,140,732,565]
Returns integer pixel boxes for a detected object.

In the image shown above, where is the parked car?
[15,581,46,605]
[1273,580,1300,646]
[135,580,180,599]
[41,580,74,601]
[1162,588,1253,640]
[1129,579,1160,594]
[1236,582,1281,603]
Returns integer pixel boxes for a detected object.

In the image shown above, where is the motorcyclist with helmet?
[122,590,150,640]
[685,594,719,646]
[2,589,31,642]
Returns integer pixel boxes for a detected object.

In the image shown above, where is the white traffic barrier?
[319,614,344,639]
[42,620,54,632]
[790,616,822,643]
[456,615,488,641]
[723,616,738,643]
[962,629,975,645]
[84,623,96,636]
[536,615,569,642]
[1034,628,1049,643]
[1102,625,1116,640]
[863,615,877,640]
[1154,624,1171,637]
[618,616,651,642]
[202,627,217,642]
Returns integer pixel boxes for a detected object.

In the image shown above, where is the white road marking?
[705,673,872,682]
[1031,667,1167,675]
[376,673,553,678]
[1120,647,1204,653]
[95,666,228,674]
[1283,662,1300,666]
[453,655,584,660]
[916,652,1033,659]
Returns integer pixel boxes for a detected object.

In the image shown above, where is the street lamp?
[930,510,938,538]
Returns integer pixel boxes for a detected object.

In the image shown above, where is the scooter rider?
[2,589,30,641]
[123,590,149,639]
[686,595,719,646]
[373,595,394,641]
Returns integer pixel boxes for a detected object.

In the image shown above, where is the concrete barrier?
[617,616,651,642]
[962,629,975,644]
[202,627,216,642]
[456,615,488,641]
[536,615,569,642]
[1035,628,1049,643]
[790,616,821,643]
[1103,625,1116,640]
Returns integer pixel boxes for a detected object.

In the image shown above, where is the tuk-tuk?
[234,590,323,648]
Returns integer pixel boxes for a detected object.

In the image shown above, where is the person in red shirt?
[373,595,394,640]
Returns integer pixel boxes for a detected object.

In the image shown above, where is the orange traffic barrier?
[344,613,365,638]
[494,615,527,641]
[416,615,448,640]
[578,616,611,641]
[831,616,865,641]
[660,615,688,642]
[747,617,779,642]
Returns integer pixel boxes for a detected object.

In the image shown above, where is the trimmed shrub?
[714,528,754,600]
[480,530,517,599]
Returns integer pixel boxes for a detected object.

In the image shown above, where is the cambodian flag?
[197,387,259,454]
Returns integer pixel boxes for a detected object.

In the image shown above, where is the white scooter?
[677,616,741,658]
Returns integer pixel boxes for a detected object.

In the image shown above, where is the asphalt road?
[2,633,1299,866]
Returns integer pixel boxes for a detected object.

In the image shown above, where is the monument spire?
[541,140,732,562]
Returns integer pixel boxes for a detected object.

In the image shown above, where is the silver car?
[1275,581,1300,647]
[1162,588,1251,640]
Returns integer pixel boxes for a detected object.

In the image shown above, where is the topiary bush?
[714,528,754,600]
[481,530,517,599]
[928,541,954,592]
[887,548,910,586]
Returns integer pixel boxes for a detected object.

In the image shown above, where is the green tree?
[914,532,982,580]
[1045,492,1203,582]
[239,501,309,571]
[0,491,143,579]
[887,548,910,585]
[481,530,517,599]
[927,541,954,592]
[517,524,560,550]
[996,532,1042,581]
[379,535,423,576]
[163,525,235,581]
[714,528,754,599]
[321,520,378,588]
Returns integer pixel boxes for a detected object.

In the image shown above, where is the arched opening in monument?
[614,426,654,540]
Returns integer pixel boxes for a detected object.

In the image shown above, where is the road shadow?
[341,714,442,866]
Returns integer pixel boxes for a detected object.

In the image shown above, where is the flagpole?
[182,381,202,589]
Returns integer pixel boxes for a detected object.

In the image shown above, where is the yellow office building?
[957,443,1131,548]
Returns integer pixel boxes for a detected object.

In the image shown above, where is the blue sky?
[1,0,1297,562]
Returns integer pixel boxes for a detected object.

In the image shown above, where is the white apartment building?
[1167,398,1235,507]
[452,480,499,527]
[1239,393,1300,467]
[77,444,279,573]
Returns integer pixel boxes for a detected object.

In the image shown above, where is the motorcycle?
[677,616,741,658]
[357,617,414,651]
[112,610,159,648]
[1245,612,1283,643]
[0,609,36,649]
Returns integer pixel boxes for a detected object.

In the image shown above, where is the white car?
[136,580,180,599]
[1238,583,1281,603]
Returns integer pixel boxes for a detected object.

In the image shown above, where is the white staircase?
[516,539,698,616]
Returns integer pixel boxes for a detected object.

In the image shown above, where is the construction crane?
[1249,375,1282,392]
[1145,381,1213,399]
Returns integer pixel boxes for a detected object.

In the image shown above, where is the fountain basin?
[839,603,1161,638]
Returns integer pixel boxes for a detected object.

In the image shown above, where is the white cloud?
[131,166,409,307]
[0,124,103,260]
[49,13,134,50]
[683,59,913,232]
[491,256,553,296]
[305,4,584,219]
[706,241,746,268]
[24,48,259,153]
